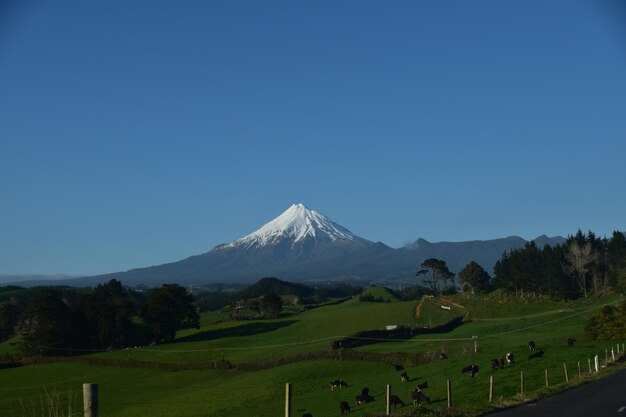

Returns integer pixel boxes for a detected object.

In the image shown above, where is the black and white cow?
[528,341,536,351]
[415,381,428,390]
[506,352,514,364]
[339,401,350,415]
[400,371,410,382]
[411,388,430,407]
[461,364,479,377]
[330,380,348,390]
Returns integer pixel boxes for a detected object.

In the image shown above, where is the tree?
[564,231,597,298]
[416,258,455,295]
[83,279,133,348]
[261,293,283,318]
[140,284,199,343]
[17,288,87,355]
[458,261,490,294]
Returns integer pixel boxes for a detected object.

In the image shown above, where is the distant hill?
[237,277,315,298]
[7,204,566,288]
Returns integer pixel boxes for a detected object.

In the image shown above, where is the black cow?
[528,349,544,360]
[400,371,410,382]
[339,401,350,415]
[491,358,501,370]
[440,352,448,360]
[330,380,348,390]
[411,388,430,407]
[567,337,576,346]
[528,341,536,351]
[355,395,373,405]
[394,363,404,371]
[461,363,479,377]
[498,357,505,368]
[389,394,405,408]
[415,381,428,390]
[506,352,514,364]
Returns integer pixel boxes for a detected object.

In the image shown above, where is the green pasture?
[0,291,624,417]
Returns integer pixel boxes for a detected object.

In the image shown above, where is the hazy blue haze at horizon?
[1,1,625,275]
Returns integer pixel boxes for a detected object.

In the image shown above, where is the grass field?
[0,290,624,417]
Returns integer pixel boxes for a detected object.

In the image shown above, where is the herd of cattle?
[319,337,577,416]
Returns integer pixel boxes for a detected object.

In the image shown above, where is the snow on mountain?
[222,203,371,249]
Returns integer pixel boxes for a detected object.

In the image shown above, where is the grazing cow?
[400,371,410,382]
[461,364,479,377]
[567,337,576,346]
[528,341,536,351]
[415,381,429,390]
[411,388,430,407]
[355,395,373,405]
[440,352,448,360]
[491,358,501,370]
[498,357,505,369]
[528,349,544,360]
[330,380,348,390]
[394,363,404,371]
[506,352,514,364]
[389,394,405,408]
[339,401,350,415]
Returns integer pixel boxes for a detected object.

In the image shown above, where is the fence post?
[611,348,615,362]
[285,383,291,417]
[577,362,581,380]
[605,348,608,364]
[447,379,451,408]
[386,384,390,416]
[544,369,549,387]
[489,375,493,402]
[83,383,98,417]
[594,355,599,373]
[588,357,592,374]
[520,371,524,396]
[563,363,569,383]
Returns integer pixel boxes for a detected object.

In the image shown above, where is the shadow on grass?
[176,320,298,343]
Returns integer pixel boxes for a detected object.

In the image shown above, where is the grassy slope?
[0,292,624,417]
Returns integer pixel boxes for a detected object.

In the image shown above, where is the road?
[487,368,626,417]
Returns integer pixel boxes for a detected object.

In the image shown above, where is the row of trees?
[416,230,626,299]
[0,280,199,355]
[492,230,626,299]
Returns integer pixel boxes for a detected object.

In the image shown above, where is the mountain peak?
[222,204,371,249]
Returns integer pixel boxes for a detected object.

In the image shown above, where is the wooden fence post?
[386,384,390,416]
[563,363,569,383]
[544,369,549,387]
[285,383,291,417]
[588,357,592,374]
[520,371,524,396]
[83,383,98,417]
[489,375,493,402]
[611,348,615,362]
[447,379,451,408]
[577,362,581,380]
[594,355,599,373]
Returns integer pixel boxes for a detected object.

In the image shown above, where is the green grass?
[0,292,624,417]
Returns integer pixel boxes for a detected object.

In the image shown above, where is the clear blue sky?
[1,1,625,276]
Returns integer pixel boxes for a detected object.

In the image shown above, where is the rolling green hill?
[0,292,624,417]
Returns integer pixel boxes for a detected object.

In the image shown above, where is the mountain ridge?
[5,204,566,287]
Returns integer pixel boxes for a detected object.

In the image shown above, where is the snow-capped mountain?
[15,204,566,287]
[220,203,371,250]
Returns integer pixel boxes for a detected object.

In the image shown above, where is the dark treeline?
[491,230,626,299]
[0,280,199,357]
